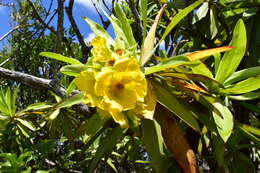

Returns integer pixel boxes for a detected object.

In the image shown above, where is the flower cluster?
[75,37,156,127]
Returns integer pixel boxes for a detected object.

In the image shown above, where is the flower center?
[108,59,115,66]
[115,83,124,90]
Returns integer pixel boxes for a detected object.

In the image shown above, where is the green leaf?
[84,17,114,45]
[152,81,200,132]
[24,102,52,111]
[87,127,125,173]
[106,158,118,173]
[223,66,260,86]
[84,112,110,136]
[184,61,213,78]
[16,118,36,131]
[60,64,90,76]
[240,102,260,114]
[140,5,167,66]
[0,89,9,115]
[55,94,84,109]
[141,119,171,173]
[11,87,19,115]
[212,134,228,171]
[66,79,77,96]
[238,123,260,143]
[212,102,234,142]
[215,19,247,83]
[228,92,260,100]
[159,0,203,44]
[39,52,82,65]
[49,109,60,120]
[35,171,50,173]
[159,72,223,91]
[145,56,190,75]
[210,8,218,39]
[139,0,148,38]
[219,76,260,94]
[192,2,209,24]
[114,4,136,48]
[5,87,13,116]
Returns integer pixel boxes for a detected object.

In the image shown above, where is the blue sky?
[0,0,113,50]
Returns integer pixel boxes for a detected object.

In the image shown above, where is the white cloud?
[84,32,96,43]
[75,0,94,10]
[75,0,112,11]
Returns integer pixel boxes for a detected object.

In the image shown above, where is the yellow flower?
[91,36,114,63]
[95,58,147,111]
[76,36,157,128]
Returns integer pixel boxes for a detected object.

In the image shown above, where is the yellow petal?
[91,36,106,47]
[108,108,129,128]
[75,71,95,92]
[133,80,157,120]
[113,58,140,72]
[94,67,113,96]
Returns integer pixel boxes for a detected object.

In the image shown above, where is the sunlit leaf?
[219,76,260,94]
[16,118,36,131]
[212,102,234,142]
[140,5,167,66]
[184,61,213,78]
[39,52,81,65]
[60,64,90,76]
[223,66,260,86]
[55,93,84,109]
[24,102,52,111]
[84,17,114,45]
[186,46,233,61]
[114,4,136,48]
[152,81,200,132]
[145,56,190,75]
[192,2,209,24]
[216,19,247,83]
[228,92,260,100]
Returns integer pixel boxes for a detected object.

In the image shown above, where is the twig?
[128,0,143,44]
[27,0,56,34]
[0,25,21,41]
[91,0,110,29]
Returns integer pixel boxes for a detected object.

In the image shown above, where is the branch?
[128,0,143,44]
[0,67,94,117]
[91,0,110,29]
[65,0,91,63]
[27,0,56,34]
[0,25,21,41]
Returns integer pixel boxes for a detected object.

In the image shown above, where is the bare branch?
[0,25,21,41]
[27,0,56,34]
[0,67,94,117]
[91,0,110,29]
[65,0,91,63]
[128,0,143,44]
